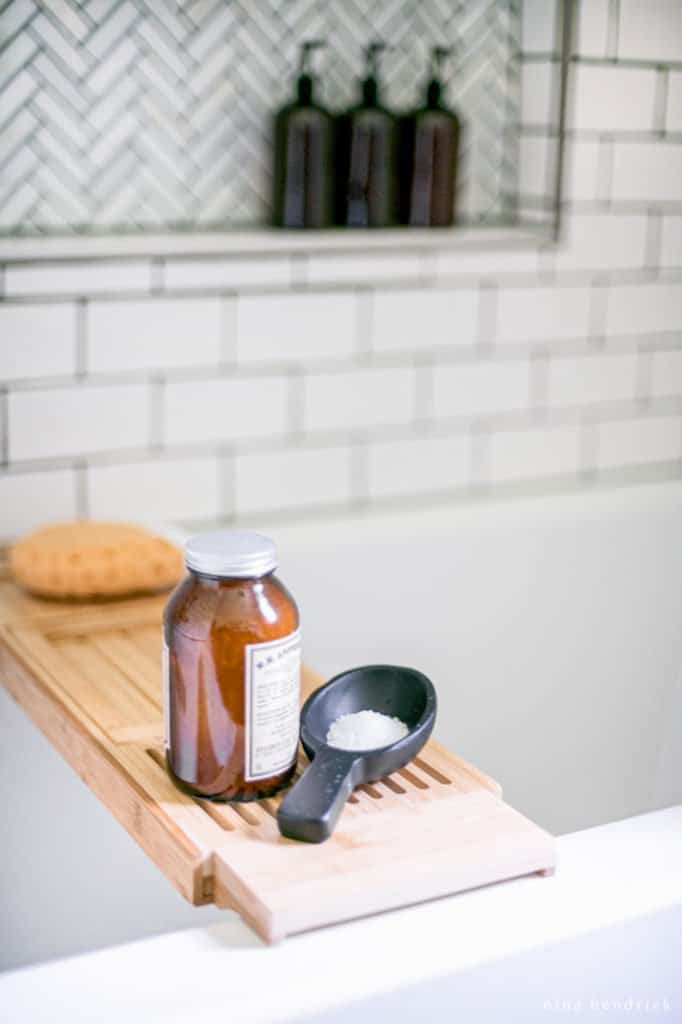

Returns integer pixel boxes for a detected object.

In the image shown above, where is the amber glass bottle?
[163,531,301,801]
[335,42,398,227]
[272,40,334,228]
[399,46,460,227]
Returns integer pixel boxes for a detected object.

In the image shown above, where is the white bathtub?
[2,480,682,971]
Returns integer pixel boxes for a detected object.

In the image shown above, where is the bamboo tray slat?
[0,579,555,942]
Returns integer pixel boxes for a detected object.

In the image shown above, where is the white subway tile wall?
[235,445,353,515]
[4,261,152,297]
[562,139,601,201]
[575,0,610,58]
[305,252,424,287]
[163,257,293,291]
[87,457,220,523]
[547,354,638,407]
[87,298,222,373]
[164,376,289,446]
[0,469,77,536]
[605,283,682,335]
[236,292,356,364]
[0,304,76,380]
[552,213,648,271]
[651,350,682,398]
[370,288,479,353]
[571,66,657,133]
[8,384,150,462]
[489,425,582,483]
[611,142,682,202]
[597,415,682,470]
[367,436,470,499]
[433,361,530,419]
[495,286,591,344]
[304,367,415,433]
[1,0,681,537]
[617,0,682,62]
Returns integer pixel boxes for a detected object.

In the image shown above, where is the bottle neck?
[297,74,314,105]
[362,77,378,106]
[189,568,275,584]
[427,79,442,108]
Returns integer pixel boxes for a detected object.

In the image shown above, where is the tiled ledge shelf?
[0,0,568,237]
[0,226,551,264]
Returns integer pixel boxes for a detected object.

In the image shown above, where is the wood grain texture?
[0,581,555,942]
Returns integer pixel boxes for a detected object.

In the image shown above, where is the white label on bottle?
[162,636,170,752]
[244,629,301,781]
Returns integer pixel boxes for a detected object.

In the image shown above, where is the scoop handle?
[277,749,358,843]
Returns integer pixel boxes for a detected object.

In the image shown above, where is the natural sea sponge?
[10,521,184,600]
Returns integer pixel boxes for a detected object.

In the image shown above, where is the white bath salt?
[326,709,409,751]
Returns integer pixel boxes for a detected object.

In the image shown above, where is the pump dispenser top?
[296,39,323,105]
[272,40,334,228]
[335,41,398,228]
[362,41,384,106]
[426,45,450,108]
[399,45,461,227]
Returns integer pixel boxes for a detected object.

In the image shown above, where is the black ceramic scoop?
[277,665,437,843]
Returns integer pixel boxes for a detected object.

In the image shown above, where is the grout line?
[2,329,681,395]
[525,125,682,142]
[570,54,682,71]
[0,237,547,271]
[3,397,682,479]
[186,467,682,536]
[2,265,682,307]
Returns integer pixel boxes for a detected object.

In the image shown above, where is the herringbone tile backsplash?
[1,0,522,233]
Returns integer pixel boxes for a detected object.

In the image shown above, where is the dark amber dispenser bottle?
[399,46,460,227]
[163,531,301,801]
[272,40,334,228]
[335,42,398,228]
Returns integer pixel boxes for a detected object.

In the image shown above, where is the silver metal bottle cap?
[184,530,277,579]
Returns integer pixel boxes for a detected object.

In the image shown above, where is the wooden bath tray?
[0,578,555,943]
